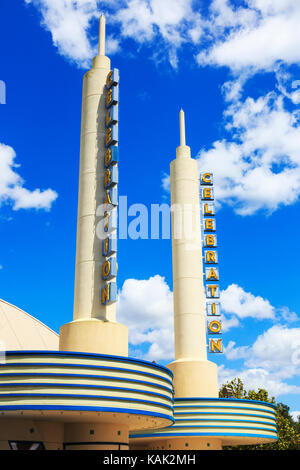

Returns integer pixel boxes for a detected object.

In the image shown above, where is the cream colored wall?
[132,437,222,451]
[0,420,127,450]
[59,318,128,356]
[64,422,129,450]
[0,419,64,450]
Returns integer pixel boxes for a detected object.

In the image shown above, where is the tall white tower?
[167,110,219,397]
[59,16,127,355]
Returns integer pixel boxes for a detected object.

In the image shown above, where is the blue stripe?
[4,351,173,378]
[174,405,276,415]
[130,432,277,440]
[174,412,276,421]
[0,405,174,422]
[174,419,276,427]
[171,423,276,430]
[0,382,172,401]
[0,393,173,410]
[163,425,276,432]
[0,372,172,393]
[175,397,276,409]
[0,363,173,387]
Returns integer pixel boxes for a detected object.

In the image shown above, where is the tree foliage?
[219,378,300,450]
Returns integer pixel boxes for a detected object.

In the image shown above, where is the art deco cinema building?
[0,17,173,451]
[0,17,277,451]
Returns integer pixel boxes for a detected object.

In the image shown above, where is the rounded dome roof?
[0,299,58,351]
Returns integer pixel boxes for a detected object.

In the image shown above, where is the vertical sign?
[200,173,223,353]
[101,69,119,306]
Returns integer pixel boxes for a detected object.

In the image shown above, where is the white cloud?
[25,0,202,68]
[0,143,58,211]
[221,284,298,325]
[221,315,240,332]
[221,284,275,320]
[222,324,300,397]
[117,275,300,398]
[248,325,300,372]
[224,340,248,360]
[117,275,298,363]
[24,0,300,77]
[161,172,170,192]
[197,88,300,215]
[219,363,300,397]
[117,275,174,362]
[198,1,300,73]
[291,410,300,421]
[25,0,100,67]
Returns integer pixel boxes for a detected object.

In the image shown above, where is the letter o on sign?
[102,260,111,279]
[209,320,221,334]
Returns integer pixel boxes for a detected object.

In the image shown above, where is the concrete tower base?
[59,319,128,356]
[168,359,219,397]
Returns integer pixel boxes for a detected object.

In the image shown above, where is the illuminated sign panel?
[103,235,117,257]
[205,267,219,281]
[206,302,221,316]
[101,68,119,306]
[200,172,223,353]
[105,147,118,168]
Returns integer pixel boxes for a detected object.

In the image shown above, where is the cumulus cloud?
[25,0,100,67]
[25,0,202,68]
[117,274,298,364]
[222,324,300,397]
[24,1,300,73]
[221,283,297,325]
[161,172,170,193]
[117,275,174,362]
[291,410,300,421]
[219,362,300,398]
[0,143,58,211]
[197,87,300,215]
[25,0,300,221]
[198,1,300,73]
[249,325,300,372]
[221,284,275,320]
[117,275,300,398]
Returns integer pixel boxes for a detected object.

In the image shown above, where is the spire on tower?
[98,14,106,56]
[179,109,186,146]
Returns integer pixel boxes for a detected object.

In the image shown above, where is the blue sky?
[1,1,300,417]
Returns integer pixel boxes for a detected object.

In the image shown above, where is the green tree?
[219,378,300,450]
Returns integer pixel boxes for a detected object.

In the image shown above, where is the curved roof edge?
[0,298,59,351]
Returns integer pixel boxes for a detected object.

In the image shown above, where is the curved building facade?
[130,397,277,449]
[0,351,173,450]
